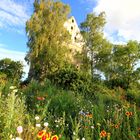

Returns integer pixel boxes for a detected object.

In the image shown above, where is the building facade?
[64,16,84,64]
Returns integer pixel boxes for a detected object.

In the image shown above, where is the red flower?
[37,97,45,101]
[42,135,47,140]
[51,135,59,140]
[37,130,46,138]
[41,132,51,140]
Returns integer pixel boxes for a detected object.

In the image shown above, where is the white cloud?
[0,0,31,33]
[94,0,140,43]
[0,43,6,47]
[0,47,29,79]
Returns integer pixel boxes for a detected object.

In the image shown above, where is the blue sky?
[0,0,140,78]
[0,0,97,52]
[0,0,97,78]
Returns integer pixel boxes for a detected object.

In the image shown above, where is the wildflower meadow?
[1,0,140,140]
[0,79,140,140]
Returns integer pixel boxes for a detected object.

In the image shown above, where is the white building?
[64,16,84,64]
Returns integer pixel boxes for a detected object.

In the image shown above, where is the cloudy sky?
[0,0,140,79]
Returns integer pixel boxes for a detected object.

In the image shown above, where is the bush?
[126,88,140,106]
[49,66,95,97]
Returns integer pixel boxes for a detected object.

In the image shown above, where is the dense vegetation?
[0,0,140,140]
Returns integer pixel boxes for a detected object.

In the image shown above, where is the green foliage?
[49,66,96,98]
[81,12,140,90]
[105,41,140,89]
[0,72,7,91]
[48,91,80,117]
[0,78,140,140]
[0,58,24,83]
[126,86,140,106]
[80,12,106,77]
[26,0,71,81]
[23,79,50,114]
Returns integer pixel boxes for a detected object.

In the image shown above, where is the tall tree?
[80,12,106,77]
[26,0,71,81]
[94,39,112,79]
[108,41,140,88]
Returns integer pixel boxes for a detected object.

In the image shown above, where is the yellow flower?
[107,133,111,140]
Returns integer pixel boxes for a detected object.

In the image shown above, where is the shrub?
[126,88,140,106]
[49,66,94,97]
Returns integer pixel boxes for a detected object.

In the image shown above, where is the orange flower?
[125,111,133,117]
[51,135,59,140]
[125,112,130,117]
[100,130,107,138]
[86,114,93,118]
[138,127,140,131]
[129,112,133,116]
[37,130,46,138]
[37,96,45,101]
[115,124,119,129]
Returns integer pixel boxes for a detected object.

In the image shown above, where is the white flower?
[10,86,16,89]
[82,138,86,140]
[35,116,40,120]
[91,126,94,129]
[44,122,49,127]
[73,132,76,135]
[15,137,22,140]
[56,125,59,127]
[36,124,41,127]
[17,126,23,134]
[12,89,18,93]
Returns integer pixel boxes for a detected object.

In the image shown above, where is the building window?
[72,19,74,23]
[74,36,77,41]
[71,26,73,30]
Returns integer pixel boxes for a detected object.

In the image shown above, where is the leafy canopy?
[26,0,71,81]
